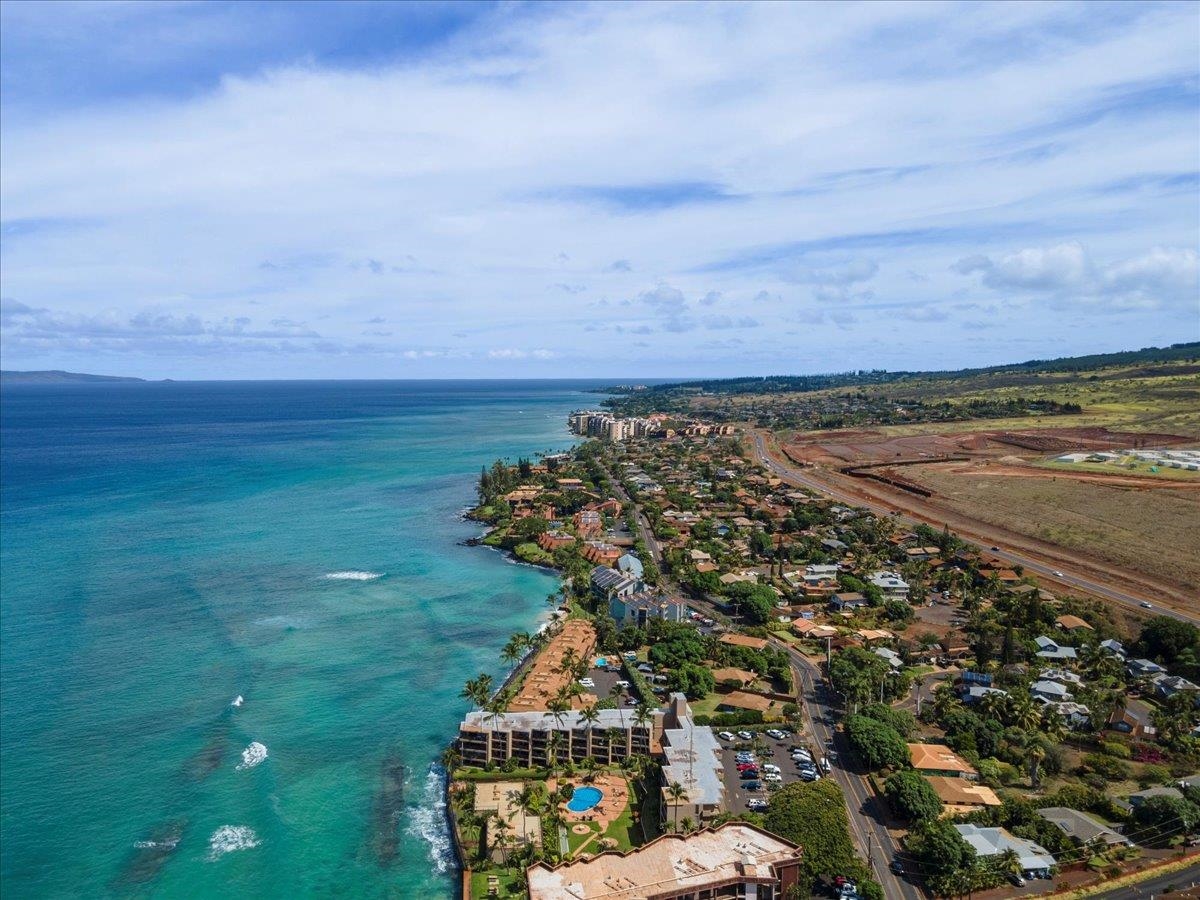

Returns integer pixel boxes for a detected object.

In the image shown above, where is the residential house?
[1031,680,1074,703]
[1045,702,1092,729]
[963,686,1009,705]
[908,743,978,779]
[609,591,686,628]
[829,592,868,612]
[526,822,804,900]
[1107,699,1158,739]
[717,692,778,715]
[1038,807,1132,848]
[615,552,644,579]
[1152,674,1200,702]
[927,776,1002,816]
[590,566,640,603]
[869,571,910,601]
[573,509,603,538]
[1055,615,1094,633]
[538,530,576,553]
[1100,638,1127,657]
[719,633,770,652]
[874,647,903,670]
[1114,786,1182,814]
[582,541,623,566]
[1127,658,1168,679]
[953,825,1056,879]
[1035,636,1078,662]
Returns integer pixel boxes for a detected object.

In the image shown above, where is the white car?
[717,731,736,741]
[761,764,781,774]
[820,758,831,773]
[762,772,783,783]
[579,678,595,687]
[1052,570,1064,578]
[737,730,754,740]
[1141,602,1154,609]
[746,798,769,811]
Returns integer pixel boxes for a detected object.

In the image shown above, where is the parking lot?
[712,727,828,814]
[582,657,635,705]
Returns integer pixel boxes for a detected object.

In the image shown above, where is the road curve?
[750,432,1200,626]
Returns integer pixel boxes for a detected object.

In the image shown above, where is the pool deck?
[548,773,630,829]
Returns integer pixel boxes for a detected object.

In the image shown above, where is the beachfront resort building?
[526,822,804,900]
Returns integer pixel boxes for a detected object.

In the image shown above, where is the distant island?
[0,370,147,384]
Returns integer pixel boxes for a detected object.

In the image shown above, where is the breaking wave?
[236,742,268,771]
[230,695,244,708]
[406,765,455,875]
[323,571,384,581]
[208,826,259,860]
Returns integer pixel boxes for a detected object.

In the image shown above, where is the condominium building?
[527,822,804,900]
[457,707,662,769]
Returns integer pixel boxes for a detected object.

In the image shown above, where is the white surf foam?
[406,765,454,875]
[208,825,259,860]
[323,571,384,581]
[133,838,179,850]
[230,695,244,708]
[236,742,268,771]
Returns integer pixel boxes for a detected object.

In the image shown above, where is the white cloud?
[953,242,1198,309]
[0,2,1196,375]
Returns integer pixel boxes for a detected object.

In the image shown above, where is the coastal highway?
[777,641,923,900]
[749,431,1200,626]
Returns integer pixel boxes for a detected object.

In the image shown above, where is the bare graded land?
[911,465,1200,597]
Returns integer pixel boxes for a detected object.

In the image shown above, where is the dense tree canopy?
[1138,617,1200,668]
[861,703,917,738]
[669,662,715,700]
[724,581,778,625]
[764,780,880,899]
[884,771,943,822]
[844,714,910,770]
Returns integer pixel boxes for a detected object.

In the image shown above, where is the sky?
[1,0,1198,380]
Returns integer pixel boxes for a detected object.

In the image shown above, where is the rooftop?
[526,822,801,900]
[908,743,977,776]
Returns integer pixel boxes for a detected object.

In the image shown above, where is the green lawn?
[566,821,601,855]
[469,868,524,899]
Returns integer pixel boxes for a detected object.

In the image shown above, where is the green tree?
[862,703,917,738]
[764,780,878,898]
[1138,617,1200,666]
[844,714,909,770]
[906,817,977,897]
[1134,794,1200,845]
[884,770,944,822]
[669,662,715,700]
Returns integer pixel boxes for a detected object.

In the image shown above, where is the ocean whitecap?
[323,571,384,581]
[236,742,268,771]
[208,825,259,860]
[230,695,244,708]
[406,765,454,875]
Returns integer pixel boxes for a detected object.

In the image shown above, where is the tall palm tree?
[441,745,462,773]
[666,781,686,832]
[1041,709,1068,743]
[580,703,602,756]
[486,687,511,731]
[461,673,494,709]
[1010,699,1042,733]
[501,633,526,667]
[976,690,1006,723]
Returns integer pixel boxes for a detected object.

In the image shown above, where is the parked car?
[766,729,786,739]
[799,770,820,782]
[761,764,781,774]
[578,678,595,687]
[763,773,783,783]
[743,781,762,791]
[739,769,760,780]
[820,757,831,773]
[746,798,768,811]
[737,763,758,772]
[737,730,754,740]
[717,731,736,741]
[637,663,653,673]
[1008,873,1026,887]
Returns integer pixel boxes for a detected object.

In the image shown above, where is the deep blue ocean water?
[0,380,606,898]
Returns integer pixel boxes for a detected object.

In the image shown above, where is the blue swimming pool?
[566,786,604,812]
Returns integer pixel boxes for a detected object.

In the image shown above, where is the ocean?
[0,379,607,898]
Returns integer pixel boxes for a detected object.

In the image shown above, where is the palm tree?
[486,687,511,731]
[997,847,1021,878]
[976,690,1007,723]
[501,633,526,667]
[558,647,579,675]
[441,745,462,773]
[1010,699,1042,733]
[1041,709,1068,743]
[461,673,493,709]
[680,815,696,834]
[666,781,686,832]
[1025,736,1049,789]
[545,730,565,769]
[492,816,512,864]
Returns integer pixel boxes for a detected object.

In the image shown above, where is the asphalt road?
[1091,858,1200,898]
[750,432,1199,626]
[776,641,923,900]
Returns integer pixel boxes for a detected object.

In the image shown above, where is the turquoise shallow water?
[0,380,601,898]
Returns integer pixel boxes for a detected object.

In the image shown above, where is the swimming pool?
[566,786,604,812]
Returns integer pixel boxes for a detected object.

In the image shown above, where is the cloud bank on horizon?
[1,0,1197,379]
